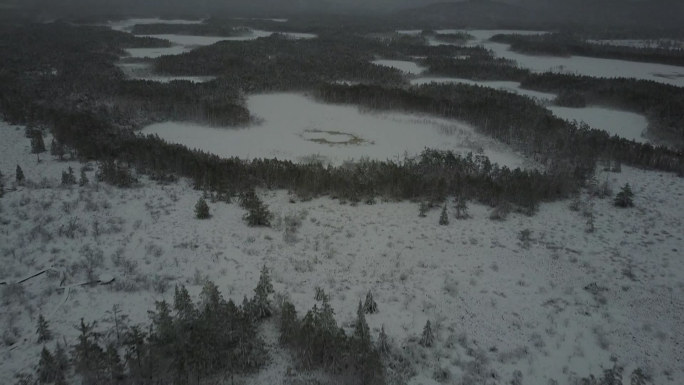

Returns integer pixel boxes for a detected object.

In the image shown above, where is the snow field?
[2,120,683,384]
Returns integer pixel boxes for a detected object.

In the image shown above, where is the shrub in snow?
[16,164,25,184]
[61,167,76,186]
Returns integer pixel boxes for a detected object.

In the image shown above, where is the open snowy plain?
[2,115,683,385]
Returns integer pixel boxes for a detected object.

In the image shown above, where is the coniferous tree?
[61,167,76,186]
[194,197,210,219]
[240,188,272,227]
[173,285,195,321]
[54,342,69,383]
[439,204,449,225]
[0,170,4,197]
[419,320,434,347]
[454,196,469,219]
[614,183,635,208]
[37,347,57,383]
[31,130,46,154]
[353,301,371,347]
[36,314,52,343]
[418,201,428,217]
[79,168,89,186]
[105,343,124,383]
[252,265,274,319]
[279,300,298,344]
[363,291,378,314]
[16,164,24,184]
[377,325,390,354]
[51,139,66,160]
[72,319,106,385]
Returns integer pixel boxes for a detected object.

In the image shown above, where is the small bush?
[194,197,210,219]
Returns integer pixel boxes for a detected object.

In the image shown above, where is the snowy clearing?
[2,119,683,385]
[140,93,531,168]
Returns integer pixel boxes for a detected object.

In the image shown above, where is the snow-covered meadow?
[2,116,683,385]
[141,93,531,168]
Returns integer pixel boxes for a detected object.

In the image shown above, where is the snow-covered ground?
[548,106,649,143]
[2,119,683,385]
[140,93,531,168]
[372,60,426,75]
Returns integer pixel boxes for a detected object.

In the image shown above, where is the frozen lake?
[140,93,531,168]
[548,106,648,143]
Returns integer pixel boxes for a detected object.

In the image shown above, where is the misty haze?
[1,1,683,385]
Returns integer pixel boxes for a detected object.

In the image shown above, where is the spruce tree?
[79,168,89,186]
[377,325,390,354]
[363,291,378,314]
[454,196,469,219]
[0,170,4,197]
[353,301,371,347]
[439,204,449,225]
[240,189,271,227]
[51,139,65,160]
[419,320,434,347]
[30,130,46,154]
[36,314,52,343]
[194,197,210,219]
[418,202,428,217]
[614,183,634,208]
[37,347,57,383]
[61,167,76,186]
[16,164,24,184]
[279,300,298,344]
[173,285,195,321]
[105,343,124,383]
[252,266,274,319]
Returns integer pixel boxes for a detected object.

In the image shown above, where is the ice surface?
[140,93,531,168]
[548,106,648,143]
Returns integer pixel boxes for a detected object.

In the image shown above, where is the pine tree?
[16,164,24,184]
[72,318,106,385]
[54,342,69,378]
[105,343,124,383]
[353,301,371,347]
[30,130,46,154]
[377,325,390,354]
[279,300,298,344]
[0,170,4,197]
[240,189,271,227]
[252,266,274,319]
[614,183,634,208]
[173,285,195,321]
[439,204,449,225]
[418,202,428,217]
[363,291,378,314]
[36,314,52,343]
[37,347,57,383]
[61,167,76,186]
[194,197,210,219]
[79,168,89,186]
[454,196,469,219]
[51,139,66,160]
[419,320,434,347]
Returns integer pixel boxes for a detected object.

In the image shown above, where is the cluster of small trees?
[279,292,385,385]
[31,268,275,385]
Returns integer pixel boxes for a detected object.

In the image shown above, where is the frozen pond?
[411,77,556,101]
[548,106,649,143]
[140,93,532,168]
[372,60,425,75]
[467,30,684,87]
[117,62,215,82]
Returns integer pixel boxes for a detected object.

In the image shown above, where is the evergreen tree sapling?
[240,188,272,227]
[31,130,46,154]
[37,347,58,383]
[614,183,635,208]
[439,204,449,225]
[252,265,275,319]
[79,168,89,186]
[36,314,52,343]
[418,201,428,217]
[194,197,210,219]
[61,167,76,186]
[420,320,434,347]
[363,291,378,314]
[377,325,390,354]
[16,164,25,183]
